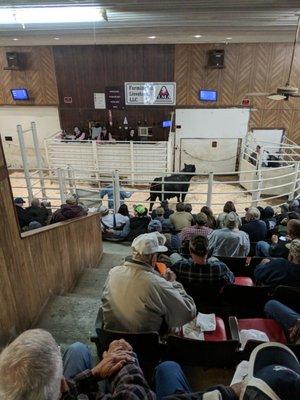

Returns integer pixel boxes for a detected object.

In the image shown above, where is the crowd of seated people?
[3,197,300,398]
[14,195,88,231]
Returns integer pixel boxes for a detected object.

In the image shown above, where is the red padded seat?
[204,317,227,341]
[237,318,286,343]
[234,277,254,287]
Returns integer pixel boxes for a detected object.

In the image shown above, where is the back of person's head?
[31,198,40,207]
[66,196,78,206]
[257,206,265,219]
[223,201,236,213]
[224,212,239,229]
[160,200,169,209]
[246,207,260,221]
[287,219,300,239]
[155,207,164,217]
[148,219,162,233]
[41,200,51,208]
[289,199,300,212]
[288,239,300,264]
[134,204,148,217]
[176,202,185,212]
[99,205,109,217]
[118,204,129,216]
[189,235,208,258]
[195,212,208,226]
[0,329,62,400]
[201,206,214,218]
[184,203,192,213]
[29,221,42,230]
[264,206,274,219]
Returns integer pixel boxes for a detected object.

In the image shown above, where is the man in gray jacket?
[101,232,196,333]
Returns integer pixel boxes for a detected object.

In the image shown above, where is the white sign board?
[94,93,106,109]
[125,82,176,106]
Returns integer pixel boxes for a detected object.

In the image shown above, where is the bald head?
[287,219,300,239]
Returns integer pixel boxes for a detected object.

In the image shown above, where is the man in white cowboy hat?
[101,232,196,333]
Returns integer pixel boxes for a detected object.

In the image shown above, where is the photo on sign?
[125,82,176,106]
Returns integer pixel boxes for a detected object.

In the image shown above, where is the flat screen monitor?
[199,89,217,102]
[11,88,29,101]
[162,120,172,128]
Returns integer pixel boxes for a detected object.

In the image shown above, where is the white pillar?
[206,172,214,208]
[31,121,46,198]
[17,124,33,203]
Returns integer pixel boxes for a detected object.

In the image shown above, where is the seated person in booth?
[100,183,132,210]
[152,206,174,232]
[171,235,234,289]
[254,239,300,288]
[241,207,268,247]
[101,232,196,332]
[127,128,137,141]
[14,197,31,229]
[264,300,300,344]
[217,200,241,229]
[25,197,49,226]
[101,204,130,231]
[50,196,87,224]
[256,219,300,258]
[97,126,113,141]
[155,342,300,399]
[208,212,250,257]
[91,122,102,139]
[275,203,289,224]
[169,202,194,232]
[108,204,151,241]
[262,206,277,233]
[0,329,155,400]
[151,200,174,219]
[180,212,213,243]
[249,144,261,165]
[200,205,217,229]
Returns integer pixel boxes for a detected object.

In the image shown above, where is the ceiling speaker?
[5,52,23,70]
[207,49,225,69]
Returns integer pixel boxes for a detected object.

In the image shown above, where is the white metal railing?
[8,162,300,213]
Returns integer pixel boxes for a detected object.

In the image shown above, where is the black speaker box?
[207,49,225,69]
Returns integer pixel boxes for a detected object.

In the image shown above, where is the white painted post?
[17,124,34,203]
[206,172,214,208]
[162,173,165,202]
[112,170,121,213]
[57,168,66,204]
[31,122,46,198]
[167,132,175,172]
[67,166,76,195]
[130,141,135,185]
[251,147,263,206]
[289,161,300,200]
[92,140,100,188]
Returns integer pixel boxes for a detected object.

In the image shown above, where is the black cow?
[148,164,196,211]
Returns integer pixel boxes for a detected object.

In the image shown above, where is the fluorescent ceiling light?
[226,37,232,40]
[148,36,156,39]
[194,35,202,38]
[0,6,103,25]
[13,37,19,40]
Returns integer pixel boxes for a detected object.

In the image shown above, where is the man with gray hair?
[255,238,300,288]
[101,232,196,332]
[25,197,49,226]
[241,207,267,254]
[208,212,250,257]
[0,329,155,399]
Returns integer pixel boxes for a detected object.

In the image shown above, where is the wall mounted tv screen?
[11,88,29,101]
[199,89,218,102]
[162,120,172,128]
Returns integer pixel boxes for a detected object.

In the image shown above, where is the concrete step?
[97,251,126,268]
[35,295,101,347]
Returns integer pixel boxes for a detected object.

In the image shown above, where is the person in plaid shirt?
[171,235,234,288]
[180,212,213,243]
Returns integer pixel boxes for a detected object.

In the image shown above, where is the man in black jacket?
[26,198,49,226]
[14,197,30,229]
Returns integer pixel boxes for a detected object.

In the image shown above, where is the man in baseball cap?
[14,197,30,229]
[101,232,196,333]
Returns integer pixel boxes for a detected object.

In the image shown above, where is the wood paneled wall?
[0,46,58,106]
[175,43,300,143]
[0,139,102,345]
[53,45,175,140]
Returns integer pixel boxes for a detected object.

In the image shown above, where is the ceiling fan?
[246,15,300,101]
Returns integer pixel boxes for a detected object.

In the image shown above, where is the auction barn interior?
[1,1,300,399]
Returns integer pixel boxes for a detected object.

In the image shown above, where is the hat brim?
[249,343,300,380]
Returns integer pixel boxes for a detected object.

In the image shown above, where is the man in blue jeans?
[264,300,300,344]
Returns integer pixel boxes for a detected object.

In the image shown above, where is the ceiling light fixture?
[0,6,103,25]
[194,35,202,38]
[54,37,60,40]
[13,37,19,41]
[226,37,232,40]
[148,36,156,39]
